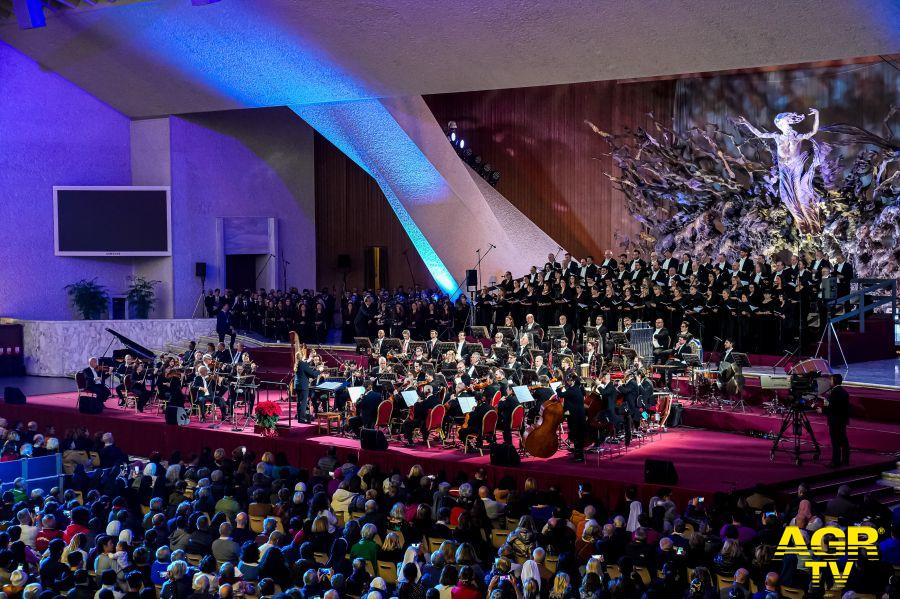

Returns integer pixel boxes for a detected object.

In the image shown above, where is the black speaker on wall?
[644,458,678,485]
[165,406,190,426]
[465,269,478,290]
[78,396,104,414]
[195,262,207,278]
[337,254,352,270]
[3,387,26,405]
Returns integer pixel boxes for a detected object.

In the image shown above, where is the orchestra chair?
[74,372,96,407]
[490,390,502,408]
[374,400,394,438]
[377,560,398,585]
[121,375,138,410]
[187,387,204,422]
[416,404,446,448]
[509,405,525,449]
[316,411,342,435]
[465,410,498,456]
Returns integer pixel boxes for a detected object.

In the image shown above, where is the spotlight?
[447,120,458,133]
[482,163,492,174]
[449,131,457,143]
[473,155,483,167]
[459,139,465,150]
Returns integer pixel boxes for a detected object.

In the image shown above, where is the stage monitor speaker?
[165,406,190,426]
[644,458,678,485]
[821,276,837,301]
[489,442,520,467]
[78,396,104,414]
[3,387,26,405]
[337,254,352,270]
[360,428,388,451]
[465,269,478,290]
[195,262,207,278]
[666,402,684,428]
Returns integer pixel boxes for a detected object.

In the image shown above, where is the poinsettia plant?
[254,401,282,430]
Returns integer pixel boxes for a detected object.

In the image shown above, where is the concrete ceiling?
[1,0,898,118]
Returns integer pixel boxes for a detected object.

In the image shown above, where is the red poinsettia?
[254,401,282,430]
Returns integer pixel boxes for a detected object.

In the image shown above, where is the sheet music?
[348,386,365,403]
[512,385,535,404]
[550,381,562,392]
[401,390,419,407]
[458,395,476,414]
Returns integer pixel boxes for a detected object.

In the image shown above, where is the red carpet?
[1,392,894,506]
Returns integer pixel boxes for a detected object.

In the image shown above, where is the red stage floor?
[1,392,895,505]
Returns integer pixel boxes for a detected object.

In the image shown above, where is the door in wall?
[364,246,388,290]
[225,254,259,292]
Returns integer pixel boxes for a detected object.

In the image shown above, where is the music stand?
[354,337,372,354]
[497,326,517,342]
[470,326,489,340]
[435,342,456,356]
[465,342,485,358]
[408,341,426,356]
[528,349,545,363]
[458,395,476,414]
[501,367,519,382]
[382,338,402,356]
[400,390,419,407]
[520,368,537,385]
[491,347,509,364]
[730,353,752,368]
[547,326,566,339]
[512,385,535,404]
[474,365,492,378]
[583,326,599,339]
[610,332,628,345]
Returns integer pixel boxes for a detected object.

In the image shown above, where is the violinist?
[532,354,550,378]
[229,342,249,368]
[82,357,111,403]
[192,365,224,421]
[130,361,152,412]
[114,355,137,406]
[440,350,458,372]
[181,341,197,368]
[213,342,233,365]
[496,384,520,444]
[557,371,586,462]
[402,384,440,446]
[466,353,482,379]
[503,353,521,385]
[370,356,392,378]
[157,359,186,408]
[348,379,381,437]
[227,359,257,416]
[453,361,472,387]
[457,391,491,448]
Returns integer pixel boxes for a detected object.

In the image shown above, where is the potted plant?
[254,401,282,437]
[64,279,110,320]
[126,276,160,319]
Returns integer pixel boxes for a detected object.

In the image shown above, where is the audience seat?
[313,552,328,565]
[634,566,651,585]
[780,586,804,598]
[545,555,558,574]
[377,560,398,584]
[491,529,511,549]
[605,564,621,579]
[425,537,447,553]
[716,574,734,590]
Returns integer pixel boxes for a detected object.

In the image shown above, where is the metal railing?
[827,278,897,333]
[0,453,64,494]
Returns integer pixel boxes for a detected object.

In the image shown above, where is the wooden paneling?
[424,80,676,259]
[314,80,676,288]
[314,133,434,291]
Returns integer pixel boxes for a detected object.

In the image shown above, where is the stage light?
[490,171,501,186]
[482,163,492,174]
[462,148,473,160]
[473,155,483,168]
[459,139,465,150]
[447,120,458,133]
[449,131,457,143]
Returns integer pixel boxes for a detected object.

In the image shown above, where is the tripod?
[770,397,821,466]
[814,305,848,370]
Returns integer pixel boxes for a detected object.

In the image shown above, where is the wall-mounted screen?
[53,186,171,256]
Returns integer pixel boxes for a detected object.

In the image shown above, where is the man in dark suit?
[348,381,382,436]
[354,295,376,337]
[294,357,320,423]
[426,330,440,360]
[458,392,492,448]
[823,374,850,467]
[558,372,586,462]
[496,385,520,445]
[832,253,854,301]
[81,358,111,403]
[617,373,640,445]
[651,318,671,364]
[402,386,440,446]
[216,304,236,349]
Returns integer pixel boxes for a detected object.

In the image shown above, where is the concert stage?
[1,388,895,506]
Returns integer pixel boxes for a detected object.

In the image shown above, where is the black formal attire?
[354,303,376,337]
[651,327,671,363]
[617,379,639,445]
[216,311,236,347]
[294,360,319,422]
[824,384,850,467]
[559,383,586,460]
[402,393,440,444]
[191,374,224,420]
[496,392,520,445]
[349,390,382,436]
[81,366,112,403]
[458,401,492,444]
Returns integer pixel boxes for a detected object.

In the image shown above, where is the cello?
[523,384,565,458]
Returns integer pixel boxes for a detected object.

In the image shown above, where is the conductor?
[558,371,586,463]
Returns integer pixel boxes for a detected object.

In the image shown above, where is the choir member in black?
[556,371,586,462]
[822,374,851,468]
[496,385,520,445]
[756,289,781,354]
[651,318,671,364]
[457,392,491,448]
[313,303,329,343]
[192,365,224,421]
[348,380,382,437]
[341,301,358,344]
[403,385,440,446]
[832,252,853,301]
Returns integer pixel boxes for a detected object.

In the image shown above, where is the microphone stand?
[255,254,275,288]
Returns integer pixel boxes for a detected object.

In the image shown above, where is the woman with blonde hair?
[549,572,573,599]
[378,531,405,563]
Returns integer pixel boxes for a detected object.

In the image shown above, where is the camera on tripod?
[788,371,821,410]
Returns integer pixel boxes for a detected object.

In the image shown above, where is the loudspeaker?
[3,387,26,405]
[78,396,104,414]
[644,459,678,485]
[165,406,190,426]
[360,428,388,450]
[665,402,684,428]
[195,262,207,278]
[489,443,520,467]
[465,269,478,290]
[337,254,352,270]
[821,276,837,301]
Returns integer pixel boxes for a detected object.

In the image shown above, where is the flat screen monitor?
[54,186,171,256]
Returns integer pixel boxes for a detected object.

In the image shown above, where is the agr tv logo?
[774,525,879,586]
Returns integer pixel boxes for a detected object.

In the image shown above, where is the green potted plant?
[126,276,160,319]
[64,279,110,320]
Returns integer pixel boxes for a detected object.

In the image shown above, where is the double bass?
[523,384,564,458]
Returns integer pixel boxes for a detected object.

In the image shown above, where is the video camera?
[788,371,820,409]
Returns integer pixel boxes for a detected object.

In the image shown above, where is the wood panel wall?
[314,133,434,291]
[314,80,676,290]
[424,80,676,259]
